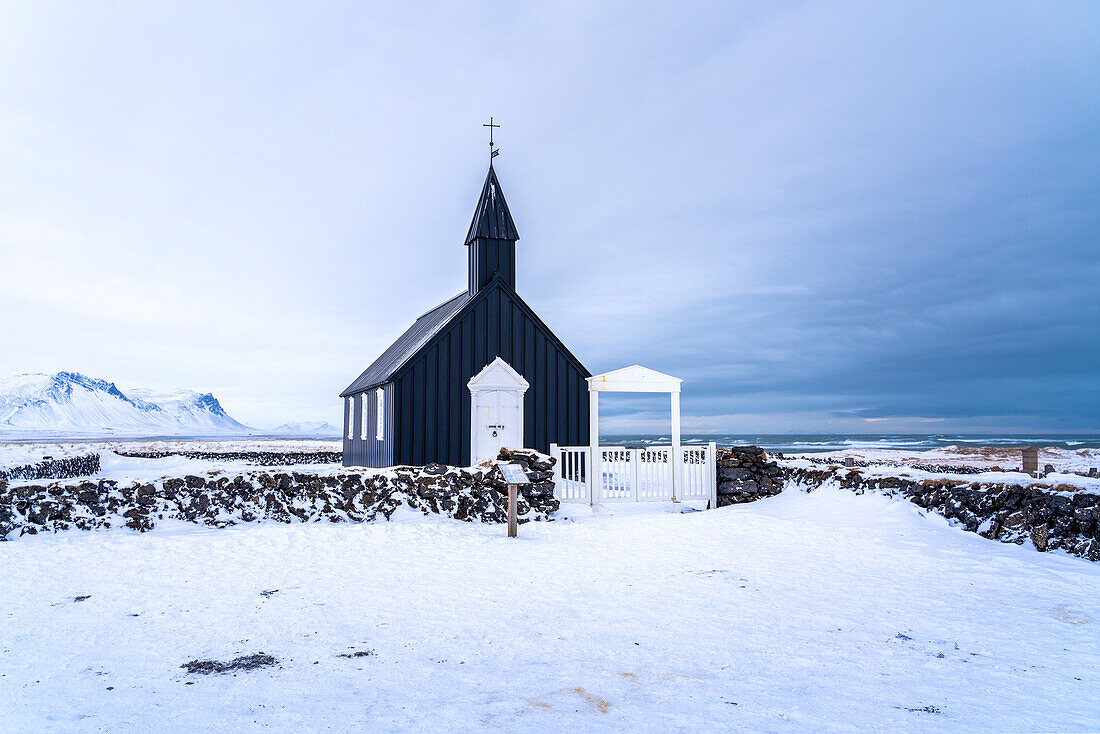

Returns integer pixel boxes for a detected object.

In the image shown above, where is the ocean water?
[599,434,1100,453]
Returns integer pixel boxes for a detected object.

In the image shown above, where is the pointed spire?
[465,164,519,245]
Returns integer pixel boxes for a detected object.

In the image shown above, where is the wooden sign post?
[499,463,529,538]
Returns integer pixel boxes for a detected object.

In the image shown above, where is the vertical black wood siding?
[341,384,394,467]
[381,278,588,468]
[468,237,516,295]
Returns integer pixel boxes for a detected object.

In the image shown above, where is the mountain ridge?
[270,421,340,437]
[0,371,251,436]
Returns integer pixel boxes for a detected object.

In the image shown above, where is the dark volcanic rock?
[0,453,101,482]
[181,653,278,675]
[1,449,559,540]
[715,447,783,506]
[117,450,342,466]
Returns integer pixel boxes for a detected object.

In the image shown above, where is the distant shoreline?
[1,433,1098,452]
[600,434,1100,452]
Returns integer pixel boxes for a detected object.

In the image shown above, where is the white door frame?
[587,365,683,505]
[468,357,529,464]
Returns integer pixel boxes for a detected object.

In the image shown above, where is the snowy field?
[778,455,1100,493]
[2,488,1098,732]
[791,444,1100,474]
[0,439,341,469]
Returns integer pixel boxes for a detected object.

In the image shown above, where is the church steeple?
[465,164,519,245]
[466,163,519,295]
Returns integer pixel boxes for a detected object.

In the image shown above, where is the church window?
[360,394,369,440]
[376,388,385,440]
[346,397,354,439]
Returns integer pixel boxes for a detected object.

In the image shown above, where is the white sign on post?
[500,463,528,538]
[500,463,529,484]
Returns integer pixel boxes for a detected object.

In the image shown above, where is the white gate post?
[671,391,681,503]
[708,441,717,509]
[550,442,560,499]
[589,388,599,506]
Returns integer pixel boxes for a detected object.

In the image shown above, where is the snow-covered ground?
[2,489,1097,732]
[791,444,1100,473]
[0,439,341,470]
[782,445,1100,493]
[778,456,1100,493]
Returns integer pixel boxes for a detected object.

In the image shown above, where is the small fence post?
[1022,447,1038,477]
[630,448,640,502]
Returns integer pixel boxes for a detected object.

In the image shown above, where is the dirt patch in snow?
[181,653,278,675]
[523,686,612,715]
[336,649,374,658]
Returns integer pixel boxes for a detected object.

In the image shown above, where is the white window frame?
[360,393,369,440]
[346,396,354,439]
[375,388,385,440]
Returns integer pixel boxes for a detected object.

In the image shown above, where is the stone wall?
[114,450,343,466]
[0,453,101,482]
[783,465,1100,561]
[796,454,987,475]
[1,449,557,540]
[716,446,784,506]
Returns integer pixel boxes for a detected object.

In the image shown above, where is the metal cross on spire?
[483,116,500,160]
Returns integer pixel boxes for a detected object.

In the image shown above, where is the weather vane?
[483,116,500,160]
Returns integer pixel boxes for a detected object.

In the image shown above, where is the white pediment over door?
[468,357,530,392]
[468,357,529,463]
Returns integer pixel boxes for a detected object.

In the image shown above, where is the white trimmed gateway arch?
[550,365,716,508]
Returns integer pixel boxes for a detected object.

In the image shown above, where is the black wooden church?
[340,159,590,467]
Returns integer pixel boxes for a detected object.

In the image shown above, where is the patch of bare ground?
[181,653,278,675]
[336,649,374,658]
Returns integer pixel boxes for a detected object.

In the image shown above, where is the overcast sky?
[1,2,1097,433]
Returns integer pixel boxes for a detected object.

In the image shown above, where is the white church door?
[468,357,529,464]
[473,390,522,463]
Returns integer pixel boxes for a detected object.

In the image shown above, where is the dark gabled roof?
[340,275,590,398]
[387,274,590,386]
[464,164,519,245]
[340,291,471,396]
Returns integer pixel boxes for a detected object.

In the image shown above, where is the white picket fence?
[549,442,717,507]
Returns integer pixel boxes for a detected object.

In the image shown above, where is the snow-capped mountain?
[270,421,340,437]
[0,372,251,436]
